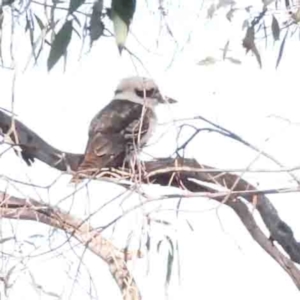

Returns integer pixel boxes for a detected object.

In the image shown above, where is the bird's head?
[113,76,177,106]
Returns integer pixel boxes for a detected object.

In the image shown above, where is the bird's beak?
[155,91,177,104]
[164,96,177,104]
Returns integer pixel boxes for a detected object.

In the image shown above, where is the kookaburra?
[72,76,176,181]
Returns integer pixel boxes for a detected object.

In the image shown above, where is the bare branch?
[0,192,141,300]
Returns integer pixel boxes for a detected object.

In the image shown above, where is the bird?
[71,76,176,182]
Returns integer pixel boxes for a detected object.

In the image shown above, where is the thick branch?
[0,192,141,300]
[145,159,300,265]
[0,110,83,171]
[1,110,300,291]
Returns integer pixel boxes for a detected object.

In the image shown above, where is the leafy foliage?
[206,0,300,68]
[0,0,298,70]
[89,0,104,46]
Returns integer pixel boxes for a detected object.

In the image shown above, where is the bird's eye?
[135,88,156,98]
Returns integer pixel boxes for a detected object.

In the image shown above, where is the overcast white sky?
[1,0,300,299]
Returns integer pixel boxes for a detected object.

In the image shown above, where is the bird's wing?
[75,100,155,177]
[77,132,124,171]
[89,99,152,135]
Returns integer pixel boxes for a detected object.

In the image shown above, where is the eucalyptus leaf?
[242,27,262,68]
[47,20,73,71]
[242,27,255,53]
[271,15,280,41]
[69,0,85,15]
[145,233,151,251]
[226,57,242,64]
[276,29,288,69]
[165,235,174,287]
[166,252,174,287]
[157,239,163,252]
[111,0,135,25]
[186,219,194,231]
[90,0,104,45]
[111,0,136,53]
[26,12,37,61]
[197,56,217,66]
[222,40,230,60]
[34,14,45,30]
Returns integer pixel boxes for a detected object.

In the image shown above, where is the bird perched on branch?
[71,76,176,182]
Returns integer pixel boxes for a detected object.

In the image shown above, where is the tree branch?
[1,110,300,292]
[0,192,141,300]
[0,110,83,171]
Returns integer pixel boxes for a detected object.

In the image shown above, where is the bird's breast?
[139,109,157,145]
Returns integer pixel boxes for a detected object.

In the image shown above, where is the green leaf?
[226,57,242,65]
[242,27,255,53]
[111,0,135,24]
[175,240,181,281]
[0,237,14,244]
[111,13,127,53]
[164,235,174,287]
[165,235,174,254]
[90,0,104,46]
[156,235,175,286]
[72,13,82,27]
[47,20,73,71]
[145,233,151,251]
[111,0,136,53]
[34,14,45,30]
[166,252,174,287]
[68,0,85,15]
[2,0,14,6]
[276,29,288,69]
[186,219,194,231]
[242,27,262,68]
[222,40,230,60]
[197,56,217,66]
[271,15,280,41]
[26,12,37,61]
[157,239,163,252]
